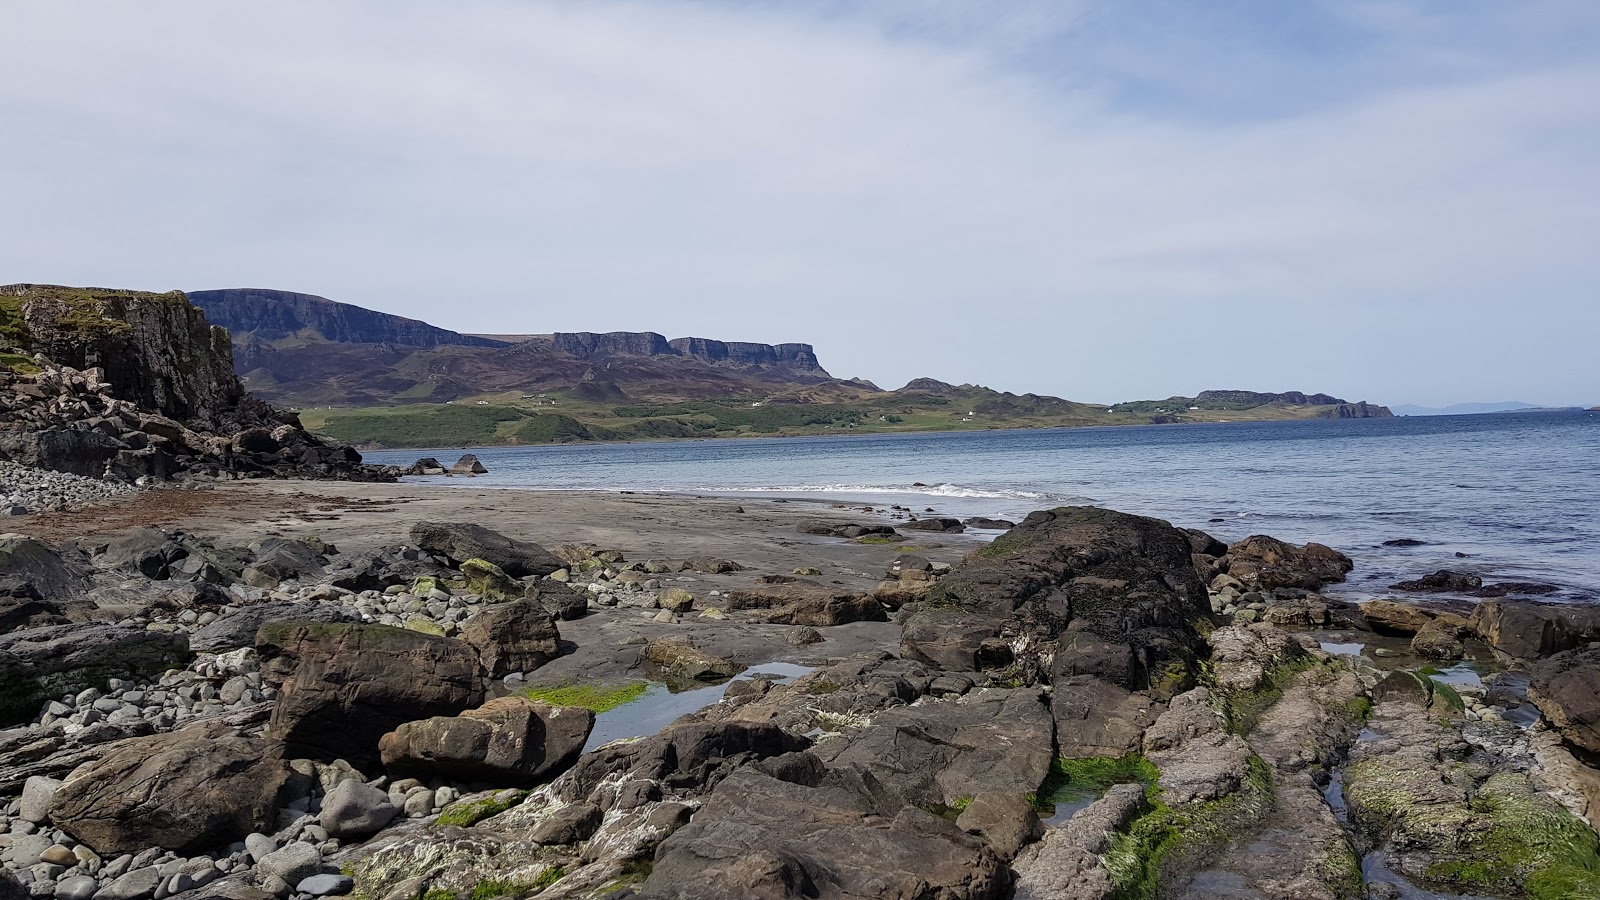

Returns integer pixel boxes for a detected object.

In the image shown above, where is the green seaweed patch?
[1104,755,1274,900]
[520,681,647,713]
[1342,696,1373,724]
[1210,654,1322,736]
[854,534,906,545]
[422,889,456,900]
[1034,754,1160,812]
[1428,677,1465,713]
[435,790,528,828]
[1426,774,1600,899]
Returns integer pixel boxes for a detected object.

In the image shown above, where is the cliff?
[0,284,242,424]
[188,288,508,349]
[554,332,823,371]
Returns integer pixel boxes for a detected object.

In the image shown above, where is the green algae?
[1033,753,1160,812]
[435,790,528,828]
[1211,654,1323,736]
[520,680,647,713]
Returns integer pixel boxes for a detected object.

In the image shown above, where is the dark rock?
[404,457,446,476]
[555,721,808,809]
[449,454,487,475]
[409,521,564,578]
[0,534,90,600]
[724,582,886,626]
[1393,569,1482,593]
[0,623,189,725]
[230,428,278,454]
[190,601,358,653]
[458,599,563,678]
[243,538,328,586]
[1182,528,1228,557]
[963,517,1016,531]
[1467,599,1600,659]
[0,584,68,633]
[319,779,398,840]
[527,801,602,845]
[1382,538,1428,547]
[680,556,746,574]
[379,696,594,787]
[257,621,486,767]
[1225,535,1353,591]
[49,723,291,855]
[1529,648,1600,754]
[901,517,966,533]
[641,638,744,681]
[902,506,1211,684]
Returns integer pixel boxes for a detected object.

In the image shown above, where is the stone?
[641,639,743,682]
[1393,569,1482,592]
[1468,599,1600,659]
[318,779,397,841]
[256,621,486,767]
[296,874,353,897]
[408,522,564,578]
[448,454,487,475]
[48,723,292,856]
[256,842,321,886]
[1225,535,1353,591]
[379,696,594,787]
[679,556,744,574]
[458,558,523,600]
[1411,614,1470,660]
[1529,648,1600,754]
[51,876,96,900]
[526,802,603,846]
[99,867,162,900]
[901,516,965,533]
[19,776,61,824]
[1011,783,1148,898]
[0,534,90,601]
[190,603,359,652]
[6,834,52,866]
[1359,599,1436,635]
[458,599,562,678]
[658,588,694,613]
[38,846,75,867]
[954,793,1042,859]
[0,623,189,726]
[243,833,277,862]
[723,582,886,626]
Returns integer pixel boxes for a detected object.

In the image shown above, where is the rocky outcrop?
[723,581,886,626]
[458,598,564,678]
[257,621,486,767]
[48,723,293,856]
[1529,648,1600,754]
[187,288,508,349]
[553,332,823,371]
[0,623,189,725]
[409,521,565,578]
[1224,535,1353,591]
[379,697,593,787]
[1468,598,1600,659]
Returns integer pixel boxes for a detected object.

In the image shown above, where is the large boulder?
[0,533,90,600]
[49,723,292,855]
[1468,599,1600,659]
[1359,599,1436,635]
[242,538,329,588]
[409,521,564,577]
[901,507,1212,684]
[458,599,563,678]
[190,601,359,652]
[1225,535,1353,591]
[257,621,486,767]
[723,582,886,627]
[1529,648,1600,754]
[0,623,188,725]
[379,696,594,787]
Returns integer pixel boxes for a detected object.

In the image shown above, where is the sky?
[1,0,1597,407]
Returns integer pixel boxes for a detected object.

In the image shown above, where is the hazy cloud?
[1,0,1595,405]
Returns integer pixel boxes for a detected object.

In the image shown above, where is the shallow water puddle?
[1040,795,1097,828]
[1318,640,1366,657]
[1361,852,1496,900]
[583,661,811,751]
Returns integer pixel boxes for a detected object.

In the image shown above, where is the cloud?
[0,0,1595,405]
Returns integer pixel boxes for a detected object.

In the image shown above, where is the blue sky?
[1,0,1596,406]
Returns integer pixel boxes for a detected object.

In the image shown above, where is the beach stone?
[49,723,292,856]
[19,776,61,823]
[641,639,743,681]
[6,834,51,866]
[380,696,593,787]
[1359,599,1435,635]
[1529,648,1600,754]
[296,874,353,897]
[99,867,162,900]
[458,599,562,678]
[449,455,488,475]
[658,588,694,613]
[37,846,75,868]
[244,833,277,862]
[191,603,359,653]
[52,876,96,900]
[0,623,189,726]
[318,780,397,841]
[257,843,321,885]
[255,621,486,767]
[1225,535,1353,591]
[408,522,564,578]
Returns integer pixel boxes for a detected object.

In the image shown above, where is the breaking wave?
[695,482,1092,503]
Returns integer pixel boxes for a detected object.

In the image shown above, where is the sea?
[366,410,1600,603]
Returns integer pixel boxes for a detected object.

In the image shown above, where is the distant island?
[182,287,1393,448]
[1391,401,1541,416]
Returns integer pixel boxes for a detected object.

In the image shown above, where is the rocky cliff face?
[1,285,242,425]
[554,332,823,371]
[188,289,508,349]
[1194,390,1345,406]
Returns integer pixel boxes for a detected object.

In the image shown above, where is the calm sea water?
[366,411,1600,602]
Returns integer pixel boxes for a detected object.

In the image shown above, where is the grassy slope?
[297,385,1360,449]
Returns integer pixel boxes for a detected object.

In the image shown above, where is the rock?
[1011,783,1148,898]
[256,843,320,886]
[963,517,1015,530]
[379,696,594,787]
[785,626,822,646]
[99,867,162,900]
[1370,671,1433,706]
[723,582,886,626]
[1358,599,1436,635]
[1225,535,1353,591]
[679,556,745,574]
[1392,569,1482,593]
[1468,599,1600,659]
[295,874,352,897]
[1411,613,1470,660]
[796,522,896,539]
[954,793,1042,859]
[403,457,446,476]
[20,776,62,823]
[658,588,694,613]
[458,599,562,678]
[189,602,358,653]
[38,845,76,867]
[527,801,603,845]
[448,454,487,475]
[0,623,189,726]
[48,723,292,855]
[6,833,52,866]
[256,621,486,767]
[0,534,90,600]
[244,833,277,862]
[51,875,96,900]
[1141,688,1254,806]
[318,779,398,840]
[408,521,563,577]
[901,517,966,533]
[642,639,744,681]
[902,507,1210,684]
[1529,648,1600,754]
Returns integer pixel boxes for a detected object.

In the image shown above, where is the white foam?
[693,482,1091,503]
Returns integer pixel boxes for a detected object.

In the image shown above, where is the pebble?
[52,875,96,900]
[297,874,354,897]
